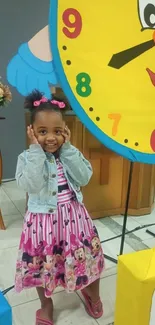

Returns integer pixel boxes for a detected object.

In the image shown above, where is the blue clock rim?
[49,0,155,165]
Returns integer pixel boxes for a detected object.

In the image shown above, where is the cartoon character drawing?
[27,256,41,270]
[7,26,58,98]
[74,247,85,263]
[44,255,55,271]
[7,0,155,163]
[91,237,101,254]
[74,258,88,289]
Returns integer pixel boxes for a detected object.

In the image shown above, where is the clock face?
[50,0,155,163]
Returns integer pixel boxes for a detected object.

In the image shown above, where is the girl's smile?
[33,110,65,153]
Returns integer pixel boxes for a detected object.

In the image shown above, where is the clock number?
[76,73,92,97]
[108,114,121,136]
[62,8,82,39]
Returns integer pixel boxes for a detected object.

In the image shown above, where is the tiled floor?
[0,180,155,325]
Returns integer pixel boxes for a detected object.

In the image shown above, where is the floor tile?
[0,187,19,216]
[0,246,39,308]
[112,215,155,241]
[0,215,22,249]
[1,200,19,216]
[78,274,116,325]
[2,181,26,201]
[133,226,155,241]
[0,246,40,308]
[99,226,134,259]
[93,219,106,229]
[3,213,23,228]
[0,187,10,202]
[102,216,149,252]
[13,199,26,217]
[98,275,116,325]
[103,261,117,278]
[132,210,155,226]
[8,285,64,308]
[96,227,116,243]
[2,180,17,191]
[13,299,40,325]
[0,247,17,294]
[13,292,98,325]
[8,287,38,309]
[142,238,155,248]
[111,215,140,231]
[102,237,134,260]
[53,291,98,325]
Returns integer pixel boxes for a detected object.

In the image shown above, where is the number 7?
[108,114,121,136]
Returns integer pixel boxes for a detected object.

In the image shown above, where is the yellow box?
[114,249,155,325]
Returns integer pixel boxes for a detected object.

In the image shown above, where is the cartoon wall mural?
[7,0,155,164]
[7,26,58,99]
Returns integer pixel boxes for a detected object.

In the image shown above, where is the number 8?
[76,73,92,97]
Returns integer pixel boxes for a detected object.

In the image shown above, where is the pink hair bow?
[33,97,48,107]
[51,100,66,109]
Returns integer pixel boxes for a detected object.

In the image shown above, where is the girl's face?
[33,110,65,153]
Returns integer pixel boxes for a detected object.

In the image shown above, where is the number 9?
[62,8,82,39]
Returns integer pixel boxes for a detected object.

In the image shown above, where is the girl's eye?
[55,130,61,135]
[39,130,47,135]
[138,0,155,29]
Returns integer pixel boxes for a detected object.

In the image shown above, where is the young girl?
[15,90,104,325]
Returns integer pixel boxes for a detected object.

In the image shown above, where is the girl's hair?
[24,89,69,124]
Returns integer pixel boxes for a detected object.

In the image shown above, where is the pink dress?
[15,159,104,297]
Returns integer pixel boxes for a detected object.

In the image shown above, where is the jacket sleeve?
[15,144,47,193]
[60,142,93,186]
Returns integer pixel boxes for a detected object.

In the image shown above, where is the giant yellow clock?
[50,0,155,164]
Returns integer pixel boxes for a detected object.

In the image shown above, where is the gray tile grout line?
[1,184,24,219]
[11,290,80,309]
[0,245,18,251]
[10,289,64,308]
[11,297,39,309]
[100,216,150,252]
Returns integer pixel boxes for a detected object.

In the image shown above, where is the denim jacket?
[15,142,93,213]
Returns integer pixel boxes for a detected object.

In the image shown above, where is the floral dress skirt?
[15,160,104,297]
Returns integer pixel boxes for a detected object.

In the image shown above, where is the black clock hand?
[108,39,155,69]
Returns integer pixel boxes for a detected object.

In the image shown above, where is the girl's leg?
[84,278,100,302]
[82,279,103,315]
[36,287,53,322]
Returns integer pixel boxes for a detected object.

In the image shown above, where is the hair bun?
[24,90,44,110]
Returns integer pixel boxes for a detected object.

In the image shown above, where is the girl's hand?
[27,125,38,145]
[62,125,71,143]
